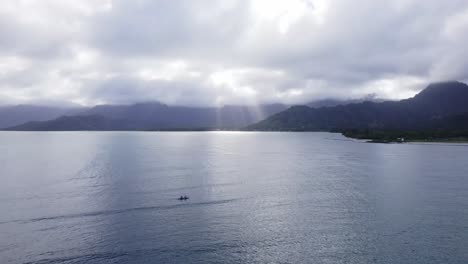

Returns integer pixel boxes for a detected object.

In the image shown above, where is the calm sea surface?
[0,132,467,264]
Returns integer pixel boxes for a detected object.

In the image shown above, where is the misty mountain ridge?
[6,103,290,130]
[8,115,132,131]
[0,105,85,129]
[307,95,386,108]
[249,81,468,131]
[5,82,466,131]
[1,97,377,130]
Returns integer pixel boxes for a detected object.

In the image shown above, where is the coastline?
[340,129,468,144]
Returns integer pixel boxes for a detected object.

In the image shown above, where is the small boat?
[178,195,189,200]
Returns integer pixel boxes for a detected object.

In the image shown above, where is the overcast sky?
[1,0,467,106]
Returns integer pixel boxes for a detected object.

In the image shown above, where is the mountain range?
[4,103,288,131]
[3,81,467,131]
[1,98,380,131]
[0,105,83,129]
[249,81,468,131]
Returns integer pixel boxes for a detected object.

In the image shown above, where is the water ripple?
[0,199,238,225]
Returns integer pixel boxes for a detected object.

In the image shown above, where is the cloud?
[1,0,467,106]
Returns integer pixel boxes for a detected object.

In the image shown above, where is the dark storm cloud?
[87,76,216,106]
[0,0,467,106]
[90,0,250,59]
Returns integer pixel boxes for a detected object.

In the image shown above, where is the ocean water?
[0,131,467,264]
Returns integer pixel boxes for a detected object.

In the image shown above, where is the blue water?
[0,132,467,264]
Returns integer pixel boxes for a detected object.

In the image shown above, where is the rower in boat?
[178,195,189,200]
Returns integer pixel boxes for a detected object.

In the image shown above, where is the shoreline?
[2,129,468,145]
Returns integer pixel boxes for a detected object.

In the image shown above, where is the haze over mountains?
[3,81,467,131]
[0,105,83,129]
[6,104,287,131]
[250,81,468,131]
[1,98,381,130]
